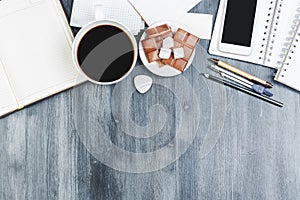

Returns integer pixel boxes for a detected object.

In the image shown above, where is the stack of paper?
[127,0,213,40]
[71,0,212,40]
[179,13,212,40]
[70,0,144,35]
[128,0,203,25]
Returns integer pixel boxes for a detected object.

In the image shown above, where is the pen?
[208,65,273,97]
[202,73,283,107]
[209,58,273,88]
[220,72,273,97]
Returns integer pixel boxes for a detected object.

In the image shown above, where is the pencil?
[209,58,273,88]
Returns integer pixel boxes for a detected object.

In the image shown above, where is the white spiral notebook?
[209,0,300,69]
[275,8,300,91]
[0,0,81,117]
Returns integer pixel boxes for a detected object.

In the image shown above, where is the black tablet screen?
[221,0,257,47]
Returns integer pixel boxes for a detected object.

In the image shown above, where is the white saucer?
[139,21,195,77]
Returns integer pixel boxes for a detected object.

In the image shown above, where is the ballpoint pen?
[208,65,273,97]
[202,73,283,107]
[209,58,273,88]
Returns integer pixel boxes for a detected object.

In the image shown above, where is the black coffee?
[77,25,135,83]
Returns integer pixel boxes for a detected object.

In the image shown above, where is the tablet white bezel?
[218,0,256,56]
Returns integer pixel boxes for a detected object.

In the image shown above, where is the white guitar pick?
[134,75,153,94]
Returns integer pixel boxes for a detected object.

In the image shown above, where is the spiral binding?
[277,7,300,78]
[259,0,282,63]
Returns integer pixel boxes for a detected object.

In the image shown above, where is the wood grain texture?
[0,0,300,199]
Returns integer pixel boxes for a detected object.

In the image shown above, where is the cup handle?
[94,4,105,21]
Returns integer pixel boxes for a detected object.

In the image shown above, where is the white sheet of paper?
[70,0,96,27]
[128,0,202,25]
[179,13,213,40]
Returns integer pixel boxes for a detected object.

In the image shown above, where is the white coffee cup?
[72,5,138,85]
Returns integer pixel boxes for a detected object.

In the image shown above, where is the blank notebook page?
[0,61,18,115]
[0,0,78,106]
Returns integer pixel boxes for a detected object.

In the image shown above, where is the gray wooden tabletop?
[1,0,300,199]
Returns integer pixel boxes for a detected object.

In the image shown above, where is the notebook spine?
[276,8,300,77]
[259,0,282,64]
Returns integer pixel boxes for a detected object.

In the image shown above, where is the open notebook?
[209,0,300,69]
[0,0,81,117]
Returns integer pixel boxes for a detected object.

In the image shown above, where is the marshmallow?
[159,48,172,59]
[162,37,174,49]
[173,47,185,59]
